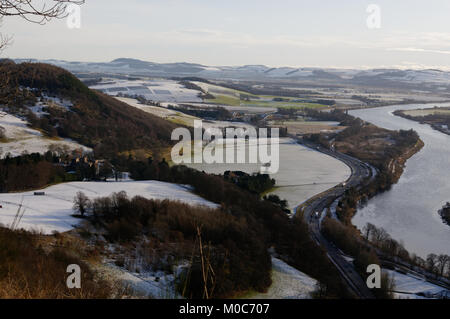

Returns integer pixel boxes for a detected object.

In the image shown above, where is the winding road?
[295,138,377,299]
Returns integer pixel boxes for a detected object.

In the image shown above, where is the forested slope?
[0,61,177,157]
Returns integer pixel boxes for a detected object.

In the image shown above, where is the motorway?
[295,138,377,299]
[297,138,450,298]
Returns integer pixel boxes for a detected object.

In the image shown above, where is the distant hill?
[0,62,177,158]
[13,58,450,92]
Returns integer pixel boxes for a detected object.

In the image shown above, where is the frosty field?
[0,180,218,234]
[116,97,199,127]
[385,269,449,299]
[187,138,351,210]
[0,112,91,158]
[90,79,202,103]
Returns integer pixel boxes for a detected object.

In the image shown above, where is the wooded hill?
[0,61,177,158]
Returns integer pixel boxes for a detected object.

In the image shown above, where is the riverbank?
[393,108,450,136]
[350,103,450,257]
[388,139,424,184]
[302,109,424,225]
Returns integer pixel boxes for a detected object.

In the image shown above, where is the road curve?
[295,138,376,299]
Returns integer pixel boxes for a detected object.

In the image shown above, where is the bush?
[0,227,110,298]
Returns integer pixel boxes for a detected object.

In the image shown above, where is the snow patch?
[386,269,450,299]
[248,257,317,299]
[0,111,91,158]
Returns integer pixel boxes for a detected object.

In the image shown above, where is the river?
[349,103,450,258]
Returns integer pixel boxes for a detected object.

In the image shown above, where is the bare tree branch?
[0,1,84,54]
[0,1,84,24]
[0,20,12,52]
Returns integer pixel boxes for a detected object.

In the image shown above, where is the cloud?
[387,47,450,55]
[153,28,362,48]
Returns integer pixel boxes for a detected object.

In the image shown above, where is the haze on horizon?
[2,0,450,70]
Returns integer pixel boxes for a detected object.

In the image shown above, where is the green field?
[206,94,327,109]
[194,81,328,109]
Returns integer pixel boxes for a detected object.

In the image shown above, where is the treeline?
[0,151,119,193]
[0,153,74,192]
[178,80,215,100]
[224,171,275,195]
[321,218,395,299]
[213,81,323,99]
[0,62,177,158]
[303,108,361,126]
[336,172,394,225]
[323,217,450,291]
[363,223,450,279]
[394,109,450,127]
[168,104,232,121]
[351,95,382,106]
[394,109,450,135]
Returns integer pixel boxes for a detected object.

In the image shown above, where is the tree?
[426,253,438,274]
[363,223,376,241]
[98,160,113,181]
[437,254,449,277]
[372,226,389,246]
[73,191,90,216]
[377,271,396,299]
[0,0,84,51]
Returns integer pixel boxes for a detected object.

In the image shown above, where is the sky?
[2,0,450,69]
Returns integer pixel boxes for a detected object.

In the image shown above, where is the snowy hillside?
[386,269,450,299]
[0,180,219,234]
[248,257,317,299]
[0,111,91,158]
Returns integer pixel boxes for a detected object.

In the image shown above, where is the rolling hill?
[0,61,178,158]
[13,58,450,92]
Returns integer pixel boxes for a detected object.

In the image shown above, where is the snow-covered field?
[248,257,317,299]
[386,269,450,299]
[202,120,256,133]
[97,263,181,299]
[192,81,241,98]
[0,180,218,234]
[187,102,277,114]
[188,137,351,210]
[115,97,177,118]
[90,79,202,103]
[0,111,91,157]
[116,97,199,127]
[101,255,318,299]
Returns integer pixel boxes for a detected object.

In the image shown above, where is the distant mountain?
[13,58,450,91]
